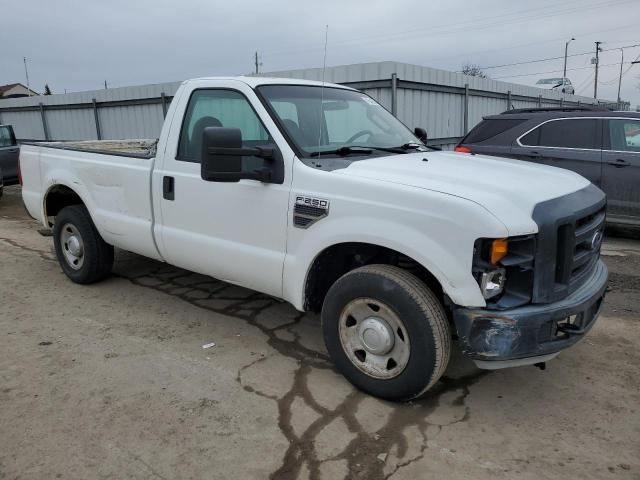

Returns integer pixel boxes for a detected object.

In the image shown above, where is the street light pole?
[617,48,624,107]
[563,37,575,94]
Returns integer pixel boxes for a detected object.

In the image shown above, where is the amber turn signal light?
[490,238,508,264]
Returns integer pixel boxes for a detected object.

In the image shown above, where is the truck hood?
[338,150,591,236]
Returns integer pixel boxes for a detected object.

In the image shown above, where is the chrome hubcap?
[60,223,84,270]
[358,317,394,355]
[338,298,410,379]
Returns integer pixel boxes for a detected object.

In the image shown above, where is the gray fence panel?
[98,103,165,139]
[400,89,464,140]
[47,108,97,140]
[0,110,44,139]
[1,61,614,145]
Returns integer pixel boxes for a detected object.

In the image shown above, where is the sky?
[2,0,640,106]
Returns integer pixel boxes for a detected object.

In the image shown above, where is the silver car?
[536,77,575,95]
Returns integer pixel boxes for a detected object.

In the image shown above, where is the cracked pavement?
[1,185,639,480]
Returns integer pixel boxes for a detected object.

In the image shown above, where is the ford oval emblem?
[590,230,603,251]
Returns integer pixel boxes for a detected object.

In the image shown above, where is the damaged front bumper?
[453,260,608,369]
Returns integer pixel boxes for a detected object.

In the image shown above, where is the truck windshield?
[257,85,420,157]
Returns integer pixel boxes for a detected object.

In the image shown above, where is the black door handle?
[8,148,18,153]
[528,151,541,159]
[607,158,630,168]
[163,176,175,200]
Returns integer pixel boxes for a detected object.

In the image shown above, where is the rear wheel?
[53,205,114,284]
[321,264,451,401]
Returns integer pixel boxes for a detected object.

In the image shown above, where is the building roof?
[0,83,38,96]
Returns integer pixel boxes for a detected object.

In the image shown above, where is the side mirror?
[414,127,428,143]
[201,127,276,183]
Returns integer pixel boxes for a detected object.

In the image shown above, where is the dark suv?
[456,108,640,226]
[0,125,19,186]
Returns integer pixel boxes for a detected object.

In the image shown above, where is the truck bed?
[27,139,158,158]
[20,141,162,262]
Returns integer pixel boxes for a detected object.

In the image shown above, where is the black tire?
[53,205,114,284]
[321,264,451,401]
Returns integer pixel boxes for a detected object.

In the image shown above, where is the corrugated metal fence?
[0,61,611,150]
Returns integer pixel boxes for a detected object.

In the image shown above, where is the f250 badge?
[293,195,330,229]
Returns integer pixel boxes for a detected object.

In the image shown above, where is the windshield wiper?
[346,145,415,154]
[387,142,444,152]
[396,142,442,152]
[308,143,433,157]
[308,146,373,157]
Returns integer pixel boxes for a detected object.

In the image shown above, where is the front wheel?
[53,205,114,284]
[321,264,451,401]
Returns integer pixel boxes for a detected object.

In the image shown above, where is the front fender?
[282,206,508,311]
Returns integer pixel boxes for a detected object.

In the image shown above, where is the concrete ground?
[0,185,638,480]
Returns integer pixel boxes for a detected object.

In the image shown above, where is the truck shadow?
[113,249,485,480]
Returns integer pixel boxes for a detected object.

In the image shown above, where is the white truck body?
[20,76,608,400]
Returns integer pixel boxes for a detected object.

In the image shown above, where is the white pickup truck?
[20,77,608,400]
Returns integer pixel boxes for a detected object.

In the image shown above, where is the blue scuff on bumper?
[453,260,608,369]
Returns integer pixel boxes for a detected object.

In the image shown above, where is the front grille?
[555,207,605,289]
[531,184,606,304]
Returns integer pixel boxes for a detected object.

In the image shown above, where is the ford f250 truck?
[20,77,608,400]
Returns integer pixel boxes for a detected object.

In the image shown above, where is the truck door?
[0,125,19,184]
[602,118,640,222]
[154,84,292,298]
[512,118,602,186]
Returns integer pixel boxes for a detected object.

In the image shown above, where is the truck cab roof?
[182,76,356,90]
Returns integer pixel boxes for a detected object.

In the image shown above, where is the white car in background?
[536,77,575,95]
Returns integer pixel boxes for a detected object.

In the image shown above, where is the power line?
[493,61,634,80]
[575,71,595,94]
[429,23,640,66]
[617,51,640,80]
[476,43,640,71]
[262,0,635,58]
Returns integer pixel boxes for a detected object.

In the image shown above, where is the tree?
[461,64,488,78]
[43,84,52,95]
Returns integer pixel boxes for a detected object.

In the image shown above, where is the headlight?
[480,268,506,299]
[473,236,536,306]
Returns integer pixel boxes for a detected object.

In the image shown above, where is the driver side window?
[177,89,272,165]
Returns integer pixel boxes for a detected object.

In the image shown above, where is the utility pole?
[563,37,575,95]
[104,80,108,90]
[617,48,624,107]
[23,57,31,96]
[593,41,602,99]
[254,51,259,75]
